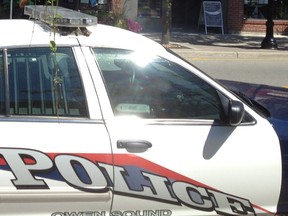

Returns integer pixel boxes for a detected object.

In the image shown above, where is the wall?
[242,19,288,34]
[227,0,244,32]
[123,0,138,19]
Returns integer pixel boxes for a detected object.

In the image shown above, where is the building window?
[138,0,161,18]
[244,0,288,19]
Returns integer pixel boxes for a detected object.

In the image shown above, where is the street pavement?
[142,31,288,60]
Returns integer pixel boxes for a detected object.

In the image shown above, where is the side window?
[94,48,225,121]
[3,48,87,117]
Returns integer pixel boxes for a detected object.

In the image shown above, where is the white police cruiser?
[0,5,285,216]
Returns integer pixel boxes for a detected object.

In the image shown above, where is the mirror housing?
[228,100,245,126]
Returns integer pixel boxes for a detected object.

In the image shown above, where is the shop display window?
[244,0,288,19]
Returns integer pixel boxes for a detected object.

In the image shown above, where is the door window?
[94,48,225,121]
[0,48,87,117]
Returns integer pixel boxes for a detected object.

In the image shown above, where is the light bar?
[24,5,97,27]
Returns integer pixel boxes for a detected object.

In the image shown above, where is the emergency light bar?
[24,5,97,27]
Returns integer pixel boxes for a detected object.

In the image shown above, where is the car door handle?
[117,140,152,152]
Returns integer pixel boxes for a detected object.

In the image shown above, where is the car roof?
[0,19,166,54]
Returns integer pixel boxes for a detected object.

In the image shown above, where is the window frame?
[244,0,288,20]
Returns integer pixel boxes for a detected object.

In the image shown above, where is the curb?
[171,49,288,60]
[143,32,288,60]
[171,50,238,59]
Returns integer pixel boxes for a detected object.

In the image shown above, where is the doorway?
[171,0,203,30]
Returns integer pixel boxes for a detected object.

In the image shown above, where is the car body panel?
[0,18,285,215]
[105,118,281,215]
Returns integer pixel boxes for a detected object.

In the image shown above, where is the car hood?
[218,79,288,146]
[218,79,288,121]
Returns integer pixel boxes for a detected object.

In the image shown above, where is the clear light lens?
[24,5,97,27]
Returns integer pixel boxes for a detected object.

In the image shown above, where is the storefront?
[135,0,206,31]
[1,0,288,34]
[241,0,288,33]
[134,0,288,34]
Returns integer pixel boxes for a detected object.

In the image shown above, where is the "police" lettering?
[0,148,256,216]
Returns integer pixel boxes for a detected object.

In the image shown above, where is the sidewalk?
[142,31,288,60]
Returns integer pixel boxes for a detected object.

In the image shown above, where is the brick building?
[2,0,288,34]
[123,0,288,34]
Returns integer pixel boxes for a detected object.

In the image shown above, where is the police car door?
[0,47,113,215]
[93,48,282,216]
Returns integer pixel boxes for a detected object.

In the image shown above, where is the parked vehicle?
[0,5,286,216]
[219,79,288,215]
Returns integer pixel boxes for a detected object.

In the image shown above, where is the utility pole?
[161,0,172,45]
[261,0,278,49]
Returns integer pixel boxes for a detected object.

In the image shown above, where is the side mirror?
[228,100,245,126]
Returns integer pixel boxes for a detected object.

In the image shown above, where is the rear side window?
[0,48,87,117]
